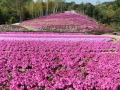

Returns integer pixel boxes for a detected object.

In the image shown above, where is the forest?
[0,0,120,31]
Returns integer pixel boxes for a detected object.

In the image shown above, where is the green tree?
[1,0,32,22]
[93,7,100,20]
[85,3,95,17]
[114,8,120,23]
[0,9,4,24]
[79,2,85,13]
[115,0,120,7]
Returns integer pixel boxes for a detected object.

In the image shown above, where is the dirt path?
[101,34,120,43]
[12,23,20,25]
[23,26,36,30]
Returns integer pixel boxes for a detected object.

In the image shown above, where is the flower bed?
[20,13,112,33]
[0,33,120,90]
[0,33,113,42]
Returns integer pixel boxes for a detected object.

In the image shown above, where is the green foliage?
[93,7,100,20]
[115,0,120,7]
[8,16,16,24]
[85,3,95,17]
[0,9,4,24]
[1,0,33,22]
[113,8,120,22]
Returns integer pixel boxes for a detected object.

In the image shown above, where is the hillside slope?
[20,13,112,33]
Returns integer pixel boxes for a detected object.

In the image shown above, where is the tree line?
[0,0,66,24]
[0,0,120,30]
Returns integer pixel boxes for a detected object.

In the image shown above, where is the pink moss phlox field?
[0,33,120,90]
[20,13,112,32]
[0,33,113,42]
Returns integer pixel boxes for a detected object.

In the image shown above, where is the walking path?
[101,34,120,43]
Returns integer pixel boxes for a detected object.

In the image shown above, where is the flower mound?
[0,33,120,90]
[20,13,112,33]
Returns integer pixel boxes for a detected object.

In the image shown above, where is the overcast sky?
[34,0,114,5]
